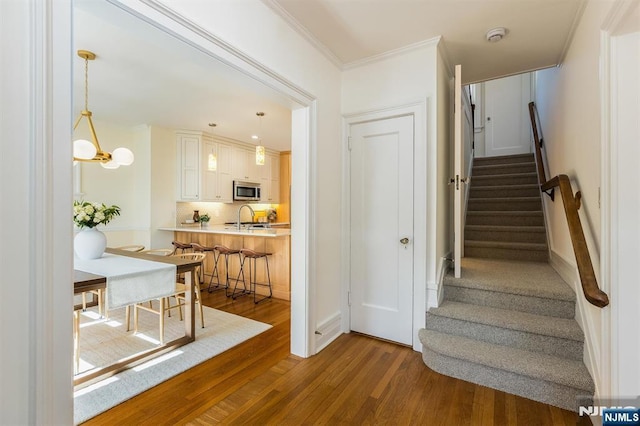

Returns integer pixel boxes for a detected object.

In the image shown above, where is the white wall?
[145,0,344,349]
[533,0,637,401]
[435,47,453,305]
[150,125,178,250]
[341,39,451,328]
[1,1,74,423]
[76,120,145,246]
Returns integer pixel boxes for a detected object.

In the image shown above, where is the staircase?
[419,153,594,412]
[465,153,548,262]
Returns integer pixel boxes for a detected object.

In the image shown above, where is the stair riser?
[464,245,549,262]
[474,154,535,166]
[425,314,583,360]
[468,199,542,212]
[444,285,574,319]
[473,164,537,176]
[466,214,544,227]
[421,347,591,412]
[470,187,540,198]
[471,175,538,186]
[465,229,547,244]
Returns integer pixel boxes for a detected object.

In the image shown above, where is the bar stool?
[210,245,243,296]
[190,242,216,284]
[171,240,192,255]
[233,248,272,304]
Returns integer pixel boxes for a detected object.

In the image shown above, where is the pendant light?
[73,50,134,169]
[255,112,266,166]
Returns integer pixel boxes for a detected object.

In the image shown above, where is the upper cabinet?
[177,132,202,201]
[178,131,281,203]
[231,147,260,183]
[260,153,280,203]
[202,141,233,202]
[176,131,233,202]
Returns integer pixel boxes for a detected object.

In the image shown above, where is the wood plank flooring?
[83,290,590,425]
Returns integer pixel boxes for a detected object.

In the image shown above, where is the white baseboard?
[549,249,602,398]
[315,312,342,352]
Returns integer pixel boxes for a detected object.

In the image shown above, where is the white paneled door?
[349,115,414,345]
[484,73,533,157]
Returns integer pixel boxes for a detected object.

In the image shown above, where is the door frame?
[342,101,428,351]
[599,0,640,402]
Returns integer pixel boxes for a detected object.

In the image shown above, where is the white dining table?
[73,248,200,386]
[74,252,176,310]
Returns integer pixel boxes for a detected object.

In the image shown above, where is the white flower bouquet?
[73,200,121,229]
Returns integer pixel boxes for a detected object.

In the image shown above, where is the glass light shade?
[208,153,217,171]
[112,147,134,165]
[100,160,120,169]
[256,145,265,165]
[73,139,97,160]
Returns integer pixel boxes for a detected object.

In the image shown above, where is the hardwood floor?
[83,290,590,425]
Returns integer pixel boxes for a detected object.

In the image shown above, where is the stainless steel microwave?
[233,181,261,201]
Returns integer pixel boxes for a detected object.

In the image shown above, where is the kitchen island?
[159,225,291,300]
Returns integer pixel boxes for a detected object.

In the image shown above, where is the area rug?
[73,304,271,424]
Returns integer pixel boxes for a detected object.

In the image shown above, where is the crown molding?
[343,36,442,70]
[260,0,344,69]
[556,0,588,65]
[436,37,454,79]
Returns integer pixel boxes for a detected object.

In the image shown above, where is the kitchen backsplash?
[176,201,278,226]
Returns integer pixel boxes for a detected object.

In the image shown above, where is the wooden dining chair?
[171,252,206,329]
[141,248,173,256]
[115,244,145,252]
[132,252,206,344]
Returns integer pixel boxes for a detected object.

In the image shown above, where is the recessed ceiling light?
[251,135,259,140]
[486,27,507,42]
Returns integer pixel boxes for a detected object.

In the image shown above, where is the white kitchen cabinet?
[177,133,202,201]
[202,141,233,202]
[260,153,280,203]
[232,147,261,183]
[176,131,233,202]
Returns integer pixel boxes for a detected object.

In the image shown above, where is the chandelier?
[73,50,134,169]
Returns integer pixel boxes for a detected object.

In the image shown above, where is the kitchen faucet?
[237,204,255,230]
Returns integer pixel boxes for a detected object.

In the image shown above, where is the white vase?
[75,227,107,260]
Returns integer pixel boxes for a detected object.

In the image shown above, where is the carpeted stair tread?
[445,258,574,301]
[465,240,547,251]
[419,329,594,392]
[471,172,538,186]
[465,225,547,244]
[466,211,545,227]
[467,211,543,217]
[473,163,537,176]
[465,225,545,233]
[429,301,584,342]
[470,184,540,198]
[468,197,542,211]
[474,153,534,165]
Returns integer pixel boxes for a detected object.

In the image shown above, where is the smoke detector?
[486,27,507,42]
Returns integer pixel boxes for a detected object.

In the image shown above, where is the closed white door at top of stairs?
[484,73,532,157]
[349,115,414,346]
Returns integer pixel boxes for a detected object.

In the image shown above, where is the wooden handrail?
[528,102,609,308]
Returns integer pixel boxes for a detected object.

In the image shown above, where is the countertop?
[159,225,291,237]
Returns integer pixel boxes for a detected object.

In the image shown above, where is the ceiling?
[74,0,585,149]
[270,0,585,84]
[74,1,294,151]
